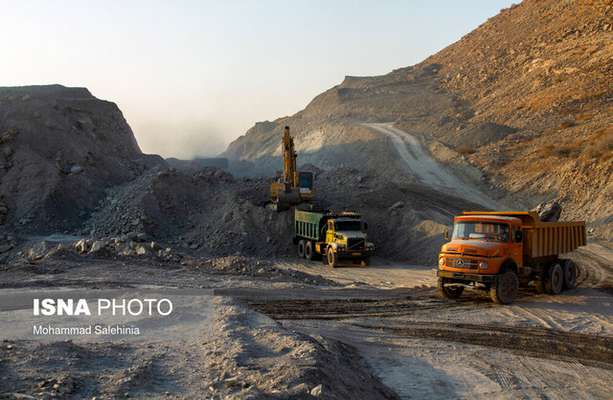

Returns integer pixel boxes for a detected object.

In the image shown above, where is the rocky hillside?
[0,85,467,263]
[0,85,163,234]
[223,0,612,235]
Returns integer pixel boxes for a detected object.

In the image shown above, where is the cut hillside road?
[365,123,498,209]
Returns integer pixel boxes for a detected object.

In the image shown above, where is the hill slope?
[223,0,612,235]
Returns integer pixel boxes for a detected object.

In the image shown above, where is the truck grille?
[450,258,478,269]
[347,238,365,250]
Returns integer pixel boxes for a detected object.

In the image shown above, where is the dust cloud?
[133,119,229,159]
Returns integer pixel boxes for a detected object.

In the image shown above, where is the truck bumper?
[336,250,373,259]
[437,270,497,284]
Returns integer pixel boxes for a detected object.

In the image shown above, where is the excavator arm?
[270,126,314,211]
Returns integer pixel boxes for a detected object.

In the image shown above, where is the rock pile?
[72,237,178,261]
[188,255,337,285]
[83,166,295,258]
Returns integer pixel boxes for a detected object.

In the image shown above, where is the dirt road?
[365,122,499,209]
[273,257,436,289]
[285,319,613,400]
[237,243,613,399]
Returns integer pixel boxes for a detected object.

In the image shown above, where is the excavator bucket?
[272,188,301,212]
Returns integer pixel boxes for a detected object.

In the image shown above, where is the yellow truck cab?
[294,209,375,267]
[438,211,586,304]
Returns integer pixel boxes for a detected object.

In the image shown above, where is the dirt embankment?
[0,295,398,400]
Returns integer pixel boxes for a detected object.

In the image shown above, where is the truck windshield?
[452,222,510,242]
[335,220,362,231]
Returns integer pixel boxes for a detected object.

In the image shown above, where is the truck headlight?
[439,257,445,267]
[479,261,488,270]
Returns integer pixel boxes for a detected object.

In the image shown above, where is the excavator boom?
[282,126,298,187]
[270,126,314,211]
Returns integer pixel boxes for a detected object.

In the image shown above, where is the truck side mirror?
[443,229,450,240]
[514,230,523,243]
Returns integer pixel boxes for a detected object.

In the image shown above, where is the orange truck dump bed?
[462,211,586,259]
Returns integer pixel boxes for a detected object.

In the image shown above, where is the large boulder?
[533,200,562,222]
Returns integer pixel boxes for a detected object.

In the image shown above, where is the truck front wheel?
[326,247,338,268]
[544,263,563,294]
[297,240,305,258]
[437,278,464,299]
[490,269,519,304]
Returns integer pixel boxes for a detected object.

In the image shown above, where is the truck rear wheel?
[562,259,578,290]
[305,241,314,261]
[437,278,464,299]
[326,247,338,268]
[490,269,519,304]
[297,240,305,258]
[544,263,563,294]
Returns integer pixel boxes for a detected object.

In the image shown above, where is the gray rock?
[310,384,323,397]
[74,239,89,254]
[135,245,147,256]
[89,240,108,253]
[389,201,405,210]
[69,164,83,174]
[533,200,562,222]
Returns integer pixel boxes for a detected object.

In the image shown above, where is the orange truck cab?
[437,211,586,304]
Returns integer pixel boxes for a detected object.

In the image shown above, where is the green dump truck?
[293,208,375,267]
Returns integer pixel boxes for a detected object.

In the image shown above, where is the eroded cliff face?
[0,85,163,233]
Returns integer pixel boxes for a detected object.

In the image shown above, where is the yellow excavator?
[270,126,314,211]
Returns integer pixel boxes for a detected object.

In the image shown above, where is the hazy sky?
[1,0,514,158]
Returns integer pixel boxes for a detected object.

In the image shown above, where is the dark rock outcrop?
[0,84,164,233]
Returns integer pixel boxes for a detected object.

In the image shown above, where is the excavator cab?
[298,171,314,199]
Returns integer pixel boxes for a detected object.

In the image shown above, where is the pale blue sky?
[0,0,514,158]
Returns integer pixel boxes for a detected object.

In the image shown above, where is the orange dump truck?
[437,211,586,304]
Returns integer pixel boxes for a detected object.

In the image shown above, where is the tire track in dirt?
[247,294,494,320]
[349,321,613,368]
[571,246,613,294]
